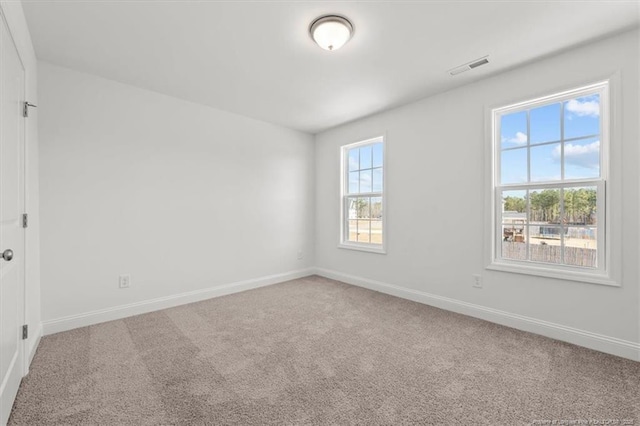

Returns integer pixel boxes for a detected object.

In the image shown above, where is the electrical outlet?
[119,274,131,289]
[472,274,482,288]
[297,249,304,260]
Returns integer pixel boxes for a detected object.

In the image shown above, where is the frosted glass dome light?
[309,15,354,51]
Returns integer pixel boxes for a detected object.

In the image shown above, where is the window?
[340,136,385,253]
[491,81,610,281]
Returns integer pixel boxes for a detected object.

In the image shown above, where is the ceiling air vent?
[448,56,489,76]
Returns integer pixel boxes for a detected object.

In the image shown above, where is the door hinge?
[23,101,37,118]
[22,324,28,340]
[22,213,28,228]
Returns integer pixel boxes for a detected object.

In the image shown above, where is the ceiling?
[22,0,639,134]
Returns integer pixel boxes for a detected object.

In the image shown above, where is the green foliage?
[504,196,526,213]
[563,188,597,225]
[354,198,369,218]
[503,188,596,225]
[530,189,560,223]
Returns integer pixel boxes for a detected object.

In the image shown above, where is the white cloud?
[552,140,600,169]
[565,140,599,157]
[505,131,527,145]
[565,98,599,118]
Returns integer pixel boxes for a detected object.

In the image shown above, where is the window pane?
[501,225,527,260]
[371,196,383,219]
[563,187,597,226]
[564,137,600,180]
[357,221,370,243]
[501,111,527,148]
[372,168,383,192]
[530,143,560,182]
[501,147,527,184]
[564,227,597,268]
[501,190,527,239]
[360,145,372,170]
[501,189,527,214]
[372,143,383,168]
[348,148,359,171]
[501,190,527,256]
[502,191,527,250]
[529,227,562,264]
[530,224,563,241]
[348,172,359,194]
[347,198,358,219]
[360,170,372,193]
[501,221,525,243]
[564,94,600,139]
[370,220,383,244]
[529,188,560,224]
[347,220,358,242]
[356,197,370,219]
[530,103,561,144]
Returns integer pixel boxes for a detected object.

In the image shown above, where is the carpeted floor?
[9,275,640,425]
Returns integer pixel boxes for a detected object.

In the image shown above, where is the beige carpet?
[9,275,639,425]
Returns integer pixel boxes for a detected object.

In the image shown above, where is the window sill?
[338,242,386,255]
[486,261,619,287]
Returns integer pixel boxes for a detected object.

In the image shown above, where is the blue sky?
[501,95,600,184]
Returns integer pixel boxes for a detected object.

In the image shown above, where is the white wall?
[315,30,639,358]
[0,2,42,363]
[38,62,315,327]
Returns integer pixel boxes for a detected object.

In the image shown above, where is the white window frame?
[339,136,386,254]
[487,80,617,286]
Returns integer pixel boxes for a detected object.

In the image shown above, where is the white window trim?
[485,77,621,287]
[339,135,387,254]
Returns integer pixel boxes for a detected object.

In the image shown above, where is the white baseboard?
[313,267,640,362]
[42,268,314,336]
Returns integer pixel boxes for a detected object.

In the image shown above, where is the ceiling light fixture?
[309,15,354,51]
